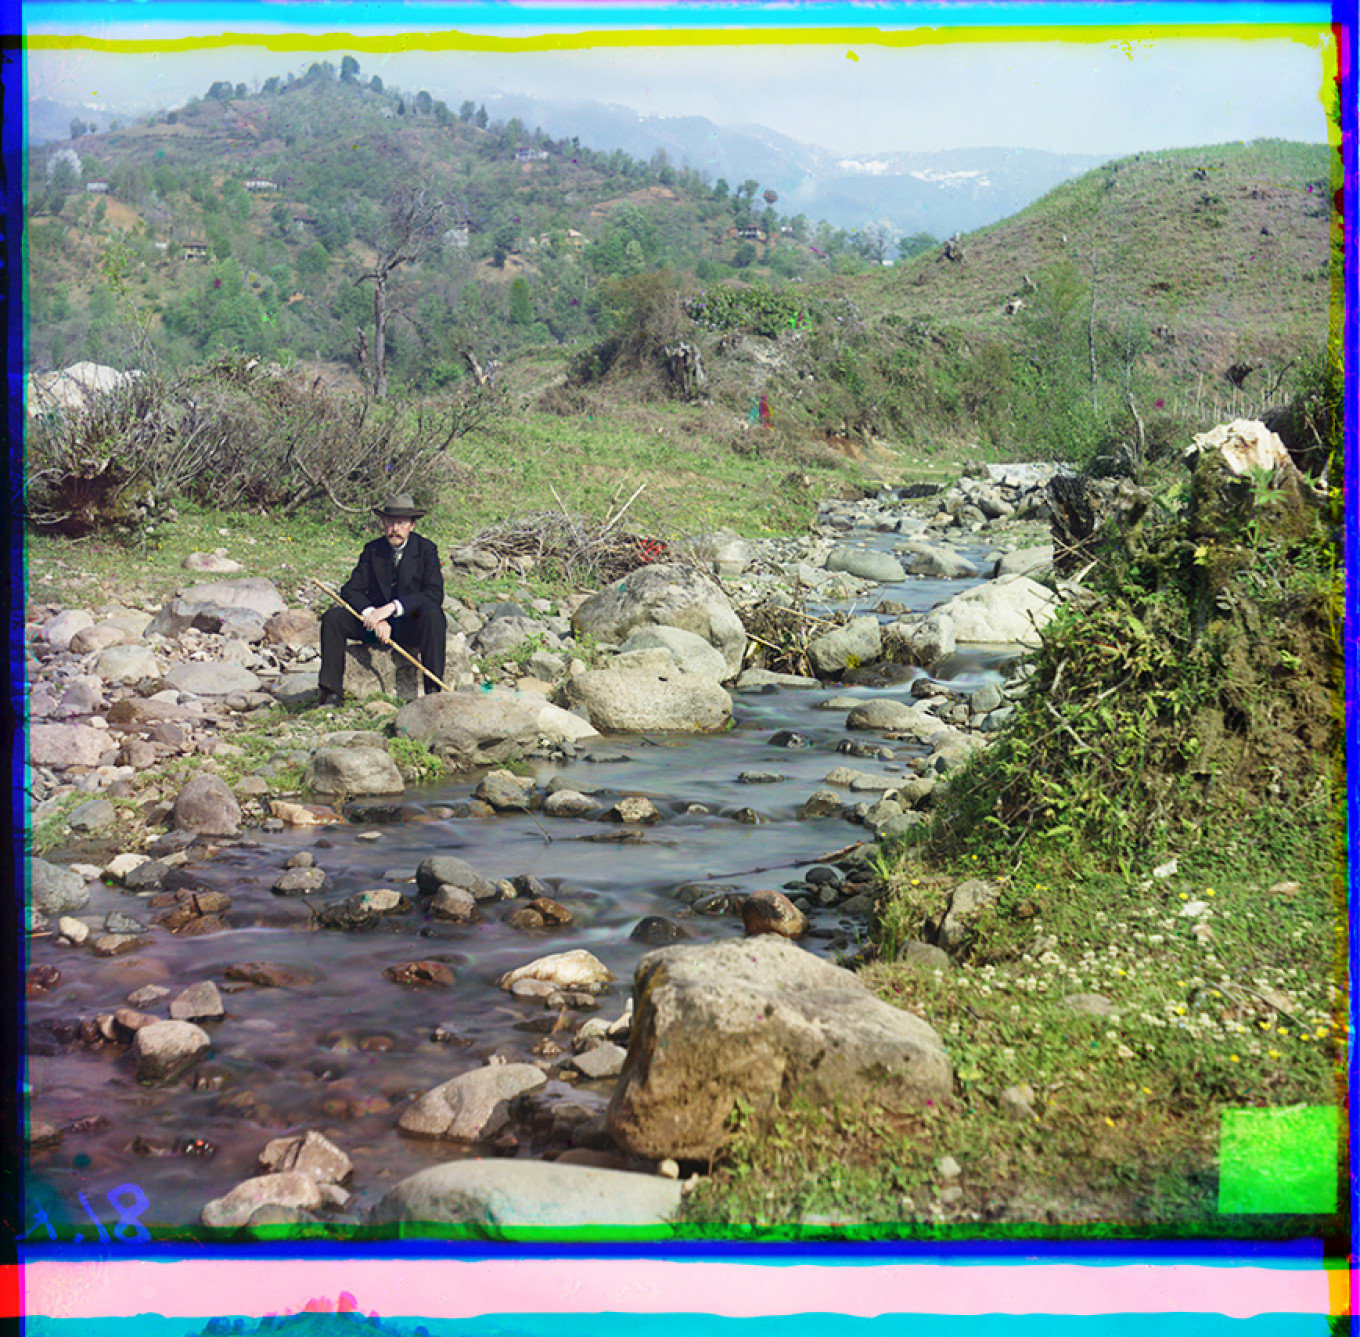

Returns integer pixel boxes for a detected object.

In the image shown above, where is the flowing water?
[22,529,1020,1233]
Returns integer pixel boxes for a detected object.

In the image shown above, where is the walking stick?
[311,577,452,694]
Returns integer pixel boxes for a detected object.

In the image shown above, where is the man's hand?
[373,619,394,645]
[361,603,397,631]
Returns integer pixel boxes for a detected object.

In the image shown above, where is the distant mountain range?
[482,91,1109,236]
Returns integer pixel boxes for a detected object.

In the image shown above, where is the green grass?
[682,802,1343,1235]
[681,445,1344,1236]
[22,403,886,614]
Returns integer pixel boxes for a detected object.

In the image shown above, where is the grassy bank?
[22,405,901,612]
[681,805,1343,1236]
[680,448,1346,1237]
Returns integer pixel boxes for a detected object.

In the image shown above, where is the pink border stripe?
[16,1261,1340,1320]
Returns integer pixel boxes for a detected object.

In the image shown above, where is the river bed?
[22,529,1019,1233]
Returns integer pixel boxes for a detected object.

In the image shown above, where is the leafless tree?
[854,217,900,267]
[355,185,451,399]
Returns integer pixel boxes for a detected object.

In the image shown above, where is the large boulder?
[932,574,1057,646]
[30,859,91,915]
[302,746,404,797]
[826,546,906,584]
[572,563,746,680]
[368,1160,681,1237]
[393,688,548,767]
[563,667,732,733]
[806,615,882,676]
[329,642,422,701]
[608,937,952,1161]
[1187,418,1318,545]
[618,626,728,681]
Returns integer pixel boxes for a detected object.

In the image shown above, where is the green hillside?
[733,138,1338,463]
[25,62,854,385]
[23,61,1340,538]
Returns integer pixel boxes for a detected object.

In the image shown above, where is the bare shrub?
[737,590,848,678]
[20,358,505,533]
[22,368,217,535]
[537,383,594,417]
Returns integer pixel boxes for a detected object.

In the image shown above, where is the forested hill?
[26,60,914,383]
[25,57,1335,442]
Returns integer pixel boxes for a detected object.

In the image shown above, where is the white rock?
[933,574,1057,646]
[498,949,615,992]
[57,916,90,944]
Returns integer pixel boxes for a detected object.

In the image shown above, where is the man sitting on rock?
[317,493,446,707]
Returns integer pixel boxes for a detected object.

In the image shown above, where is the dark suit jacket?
[340,531,444,624]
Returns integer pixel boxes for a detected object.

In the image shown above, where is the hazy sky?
[23,3,1335,157]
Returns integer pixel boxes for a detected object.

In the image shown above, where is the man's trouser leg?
[395,608,447,691]
[318,604,365,697]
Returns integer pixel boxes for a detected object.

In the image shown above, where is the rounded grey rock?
[67,798,117,833]
[95,644,162,683]
[302,746,404,798]
[825,546,906,584]
[172,775,242,836]
[30,858,91,915]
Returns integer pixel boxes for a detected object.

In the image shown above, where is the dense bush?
[684,285,810,338]
[922,465,1337,865]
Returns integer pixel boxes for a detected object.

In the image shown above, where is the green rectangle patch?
[1218,1105,1339,1214]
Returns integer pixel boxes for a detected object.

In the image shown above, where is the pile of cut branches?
[736,591,846,678]
[469,502,685,587]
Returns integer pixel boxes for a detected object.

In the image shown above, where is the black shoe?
[316,687,345,708]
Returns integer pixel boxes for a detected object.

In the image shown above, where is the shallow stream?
[23,529,1019,1232]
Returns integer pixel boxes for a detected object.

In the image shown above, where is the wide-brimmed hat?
[373,493,427,520]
